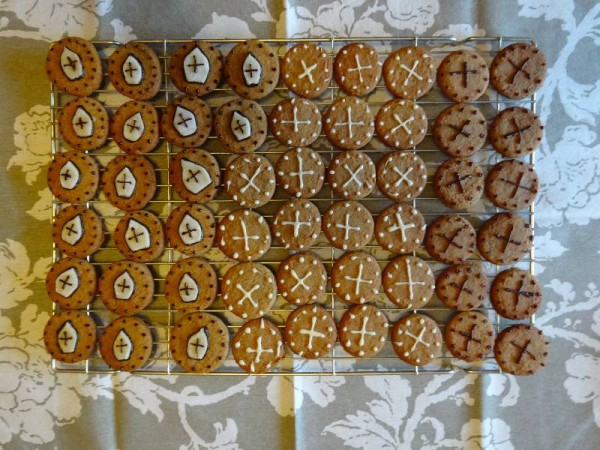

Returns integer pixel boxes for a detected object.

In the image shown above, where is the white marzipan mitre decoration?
[179,214,203,245]
[123,112,145,142]
[242,53,261,86]
[173,106,197,137]
[61,47,84,80]
[115,166,136,199]
[184,46,210,83]
[187,327,209,360]
[179,273,199,303]
[114,271,135,300]
[181,159,212,194]
[113,329,134,361]
[125,219,151,252]
[231,111,251,141]
[72,107,94,138]
[58,321,78,354]
[59,161,80,190]
[55,267,79,298]
[122,54,143,85]
[61,215,83,246]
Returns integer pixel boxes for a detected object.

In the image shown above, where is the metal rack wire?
[50,36,537,376]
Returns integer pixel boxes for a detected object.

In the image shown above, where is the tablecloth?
[1,0,599,448]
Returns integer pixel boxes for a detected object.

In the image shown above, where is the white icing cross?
[291,270,312,292]
[240,164,262,194]
[388,212,415,242]
[232,220,259,251]
[281,210,311,238]
[391,114,414,135]
[247,335,273,364]
[299,316,326,350]
[348,54,372,83]
[344,261,374,295]
[400,60,423,85]
[393,259,425,300]
[290,152,314,190]
[336,213,360,240]
[236,283,259,308]
[342,164,364,189]
[404,325,431,353]
[298,60,317,84]
[281,106,311,132]
[350,317,377,347]
[334,106,365,139]
[393,166,414,187]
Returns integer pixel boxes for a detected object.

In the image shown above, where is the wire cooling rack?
[50,36,538,376]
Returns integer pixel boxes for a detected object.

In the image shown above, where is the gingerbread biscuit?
[437,50,489,102]
[101,154,156,211]
[382,256,434,309]
[44,310,97,364]
[284,304,337,359]
[338,304,388,357]
[47,151,100,203]
[46,37,102,96]
[53,205,103,258]
[322,201,374,250]
[114,211,164,262]
[232,318,284,373]
[332,251,382,305]
[485,159,539,210]
[275,147,325,198]
[222,262,277,319]
[99,316,154,372]
[224,40,280,100]
[445,311,494,362]
[490,268,542,320]
[161,95,212,148]
[170,149,220,204]
[477,213,533,265]
[490,43,547,100]
[375,99,427,149]
[277,252,327,306]
[391,313,442,366]
[164,257,218,311]
[272,199,321,251]
[170,312,230,373]
[281,43,332,98]
[169,41,223,96]
[166,203,216,256]
[383,46,435,99]
[494,324,548,376]
[107,42,161,100]
[224,154,276,208]
[424,215,476,264]
[376,151,427,202]
[58,97,109,151]
[433,157,484,210]
[327,150,375,200]
[435,263,487,311]
[46,257,97,309]
[489,107,543,158]
[323,96,374,150]
[334,43,382,96]
[433,103,487,157]
[269,97,322,147]
[98,260,154,316]
[375,204,426,254]
[217,209,271,261]
[110,101,160,154]
[214,98,267,154]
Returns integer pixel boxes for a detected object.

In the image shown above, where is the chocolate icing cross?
[450,62,478,88]
[511,339,535,363]
[450,276,473,301]
[499,172,534,198]
[503,118,532,142]
[493,224,521,253]
[446,121,471,140]
[503,279,536,306]
[444,172,472,193]
[453,324,482,351]
[435,226,466,252]
[508,58,532,83]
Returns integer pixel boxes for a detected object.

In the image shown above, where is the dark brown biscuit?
[47,151,100,203]
[490,268,542,319]
[170,312,230,373]
[375,204,426,254]
[489,107,543,158]
[383,46,435,99]
[435,263,487,311]
[494,324,548,376]
[224,154,275,208]
[45,37,102,97]
[327,150,375,200]
[52,205,103,258]
[392,313,442,366]
[281,43,332,98]
[437,50,489,102]
[445,311,494,362]
[433,103,487,157]
[99,260,154,316]
[214,98,267,154]
[114,211,164,262]
[332,251,382,305]
[334,43,382,96]
[164,257,218,311]
[322,201,374,251]
[485,159,539,210]
[323,96,374,150]
[170,149,220,204]
[490,43,547,99]
[272,199,321,251]
[232,318,284,373]
[224,40,280,100]
[424,215,476,264]
[275,147,325,198]
[477,213,533,265]
[277,252,327,306]
[382,256,434,309]
[169,40,223,96]
[99,316,153,372]
[101,154,156,211]
[376,151,427,202]
[217,209,271,261]
[284,304,337,359]
[338,304,389,357]
[44,310,97,363]
[58,97,109,151]
[110,101,160,154]
[166,203,216,257]
[375,99,428,149]
[222,262,276,319]
[161,95,212,148]
[46,257,97,309]
[434,157,484,210]
[269,97,322,147]
[107,42,161,100]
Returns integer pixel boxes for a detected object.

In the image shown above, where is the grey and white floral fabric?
[1,0,599,448]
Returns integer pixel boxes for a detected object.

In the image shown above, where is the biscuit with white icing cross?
[108,42,162,100]
[338,304,388,357]
[52,205,103,258]
[435,263,487,311]
[392,313,442,366]
[269,97,322,147]
[169,41,223,97]
[222,262,277,319]
[445,311,494,362]
[434,157,484,210]
[281,43,332,98]
[327,150,375,200]
[277,252,327,306]
[383,46,435,99]
[433,103,487,157]
[437,50,489,103]
[161,95,212,148]
[114,210,164,262]
[47,151,100,203]
[284,304,337,359]
[272,199,321,250]
[232,318,284,373]
[101,154,156,211]
[332,251,382,305]
[382,256,434,309]
[275,147,325,198]
[375,99,427,149]
[58,97,109,151]
[494,324,548,376]
[477,213,532,265]
[44,310,97,364]
[489,107,543,158]
[322,201,374,250]
[164,257,218,311]
[323,96,374,150]
[99,316,153,372]
[334,43,382,96]
[214,98,267,154]
[170,149,220,204]
[490,43,547,100]
[166,203,216,257]
[424,215,476,264]
[46,257,97,309]
[485,159,539,211]
[374,204,426,254]
[217,209,271,261]
[490,267,542,320]
[110,101,160,154]
[98,260,154,316]
[376,151,427,202]
[224,154,276,208]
